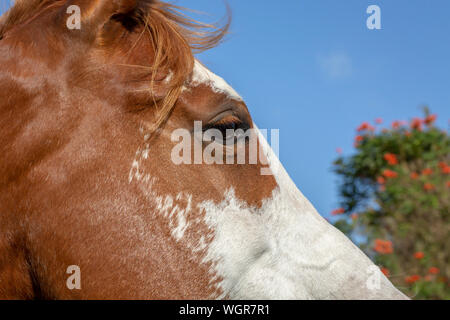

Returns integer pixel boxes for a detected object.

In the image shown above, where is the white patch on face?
[193,127,408,299]
[129,129,192,242]
[183,60,243,101]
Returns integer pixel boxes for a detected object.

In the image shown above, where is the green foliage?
[332,109,450,300]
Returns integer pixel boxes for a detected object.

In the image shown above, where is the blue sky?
[1,1,449,218]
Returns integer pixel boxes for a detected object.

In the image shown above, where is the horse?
[0,0,407,299]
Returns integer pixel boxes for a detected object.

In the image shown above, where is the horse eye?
[204,116,250,145]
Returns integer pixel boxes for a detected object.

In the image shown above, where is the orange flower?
[392,121,402,129]
[380,267,390,277]
[331,208,345,216]
[424,183,435,191]
[357,122,375,132]
[446,181,450,188]
[424,114,437,125]
[441,165,450,174]
[428,267,440,275]
[382,169,398,179]
[438,162,450,174]
[411,118,423,130]
[383,153,398,165]
[374,239,393,254]
[355,135,364,142]
[336,147,343,154]
[410,172,419,179]
[414,251,424,259]
[377,176,386,184]
[375,118,383,124]
[404,131,412,137]
[405,275,421,284]
[422,168,433,176]
[351,213,358,221]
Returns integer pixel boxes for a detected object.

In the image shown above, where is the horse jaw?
[196,127,408,300]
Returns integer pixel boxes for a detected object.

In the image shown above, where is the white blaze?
[197,128,408,299]
[183,60,243,101]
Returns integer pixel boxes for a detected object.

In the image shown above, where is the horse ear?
[64,0,139,34]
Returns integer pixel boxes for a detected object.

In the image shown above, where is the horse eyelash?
[204,116,246,132]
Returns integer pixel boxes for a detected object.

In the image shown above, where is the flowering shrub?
[332,108,449,299]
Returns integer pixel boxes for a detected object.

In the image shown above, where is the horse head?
[0,0,407,299]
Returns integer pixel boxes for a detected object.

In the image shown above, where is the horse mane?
[0,0,56,37]
[0,0,230,128]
